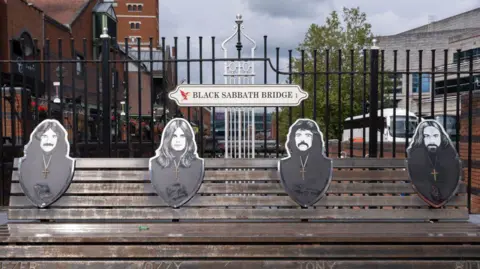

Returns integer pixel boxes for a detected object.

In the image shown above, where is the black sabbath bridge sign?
[168,84,308,107]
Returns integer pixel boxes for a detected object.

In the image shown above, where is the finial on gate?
[371,38,379,50]
[235,14,243,24]
[235,14,243,57]
[100,27,110,39]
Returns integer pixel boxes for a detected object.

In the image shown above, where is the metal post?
[101,27,111,157]
[368,39,379,158]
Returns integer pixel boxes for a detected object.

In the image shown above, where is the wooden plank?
[13,158,406,169]
[10,170,410,182]
[1,244,480,259]
[4,223,480,243]
[0,261,476,269]
[10,182,468,195]
[7,208,469,220]
[8,194,468,207]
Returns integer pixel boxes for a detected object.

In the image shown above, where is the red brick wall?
[128,70,152,116]
[460,91,480,213]
[0,0,7,71]
[114,0,159,47]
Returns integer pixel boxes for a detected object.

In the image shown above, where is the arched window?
[138,5,143,11]
[132,5,137,11]
[135,23,140,29]
[130,23,135,29]
[127,5,132,11]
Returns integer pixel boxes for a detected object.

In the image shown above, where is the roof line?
[69,0,94,27]
[397,7,480,35]
[44,14,71,33]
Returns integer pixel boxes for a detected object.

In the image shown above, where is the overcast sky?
[158,0,480,112]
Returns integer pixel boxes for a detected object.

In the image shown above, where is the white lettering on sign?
[168,85,308,107]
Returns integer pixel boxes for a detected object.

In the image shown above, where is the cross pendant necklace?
[299,155,309,181]
[428,154,439,182]
[42,154,52,179]
[173,160,180,180]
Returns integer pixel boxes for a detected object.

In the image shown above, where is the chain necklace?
[299,154,309,181]
[42,154,53,179]
[173,159,181,180]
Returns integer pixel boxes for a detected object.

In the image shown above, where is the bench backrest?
[8,158,468,222]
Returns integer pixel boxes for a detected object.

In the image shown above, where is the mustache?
[297,141,309,147]
[42,143,54,147]
[427,144,438,147]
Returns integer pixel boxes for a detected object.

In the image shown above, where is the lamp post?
[53,82,61,104]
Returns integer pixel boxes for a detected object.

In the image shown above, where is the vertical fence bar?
[301,49,305,118]
[20,38,27,145]
[337,50,342,157]
[418,51,423,118]
[113,44,118,156]
[392,51,397,158]
[211,36,216,158]
[468,54,473,213]
[83,39,89,150]
[199,36,204,157]
[150,37,155,155]
[313,50,318,121]
[9,39,16,147]
[443,50,448,129]
[263,36,268,158]
[405,50,410,152]
[349,50,354,158]
[33,39,39,127]
[70,38,77,155]
[59,39,64,125]
[46,39,51,118]
[455,50,461,151]
[0,59,4,206]
[124,38,131,156]
[430,50,436,117]
[101,32,111,157]
[136,38,142,147]
[96,51,101,149]
[369,46,379,158]
[162,37,166,127]
[276,47,280,157]
[362,49,367,157]
[325,49,330,157]
[174,37,179,116]
[186,37,191,122]
[380,50,385,158]
[288,49,293,127]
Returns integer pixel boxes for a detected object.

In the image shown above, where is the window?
[76,54,84,76]
[412,73,430,93]
[453,47,480,63]
[127,3,143,12]
[129,21,140,29]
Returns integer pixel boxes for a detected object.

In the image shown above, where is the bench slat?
[8,194,467,207]
[2,244,480,259]
[10,169,410,182]
[13,158,406,169]
[7,208,469,220]
[9,182,468,195]
[0,260,476,269]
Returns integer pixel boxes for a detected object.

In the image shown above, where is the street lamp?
[120,101,126,116]
[53,82,61,103]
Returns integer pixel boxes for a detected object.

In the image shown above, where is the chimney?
[172,46,176,58]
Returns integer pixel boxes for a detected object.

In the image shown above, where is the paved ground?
[1,212,480,225]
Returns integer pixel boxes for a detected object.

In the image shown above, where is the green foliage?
[274,7,394,144]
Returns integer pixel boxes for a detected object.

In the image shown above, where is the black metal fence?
[1,35,479,212]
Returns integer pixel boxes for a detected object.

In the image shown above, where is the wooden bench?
[1,157,479,269]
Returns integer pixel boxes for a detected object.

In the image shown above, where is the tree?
[274,7,394,144]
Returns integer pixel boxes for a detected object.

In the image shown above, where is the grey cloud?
[244,0,328,19]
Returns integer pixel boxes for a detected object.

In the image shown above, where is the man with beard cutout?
[149,118,204,208]
[19,119,75,208]
[279,119,333,207]
[406,120,461,208]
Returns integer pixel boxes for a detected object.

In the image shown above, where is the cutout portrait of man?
[149,118,204,208]
[406,120,462,208]
[19,119,75,208]
[279,119,333,207]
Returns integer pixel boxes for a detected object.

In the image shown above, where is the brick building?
[0,0,132,143]
[113,0,159,48]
